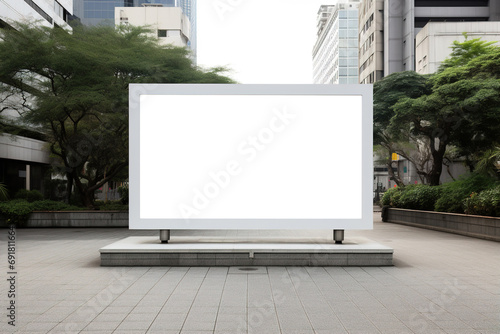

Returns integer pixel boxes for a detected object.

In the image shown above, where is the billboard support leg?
[160,230,170,243]
[333,230,344,244]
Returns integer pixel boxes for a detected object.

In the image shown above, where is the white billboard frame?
[129,84,373,230]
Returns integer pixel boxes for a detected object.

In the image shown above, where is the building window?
[158,30,167,38]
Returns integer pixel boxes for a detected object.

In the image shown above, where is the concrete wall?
[386,208,500,242]
[1,211,128,228]
[416,21,500,74]
[0,134,50,164]
[384,0,414,76]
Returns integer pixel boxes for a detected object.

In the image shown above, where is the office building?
[358,0,383,84]
[73,0,197,62]
[0,0,73,28]
[313,1,360,84]
[358,0,500,83]
[115,5,190,47]
[0,0,72,194]
[416,21,500,74]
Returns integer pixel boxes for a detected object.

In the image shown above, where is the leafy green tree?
[476,146,500,179]
[373,71,431,186]
[392,38,500,185]
[0,23,233,207]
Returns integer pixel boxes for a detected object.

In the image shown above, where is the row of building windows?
[359,54,374,74]
[360,70,383,84]
[84,0,176,12]
[339,19,358,29]
[360,13,374,36]
[360,32,375,55]
[339,48,358,58]
[84,10,115,19]
[339,10,358,19]
[339,29,358,39]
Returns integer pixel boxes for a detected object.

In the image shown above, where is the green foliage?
[382,185,441,211]
[440,34,497,70]
[475,146,500,179]
[95,200,129,211]
[0,199,33,225]
[14,189,44,202]
[117,185,129,204]
[463,186,500,217]
[29,200,81,212]
[0,23,234,208]
[381,187,403,207]
[0,199,84,225]
[374,38,500,185]
[0,182,8,201]
[373,71,431,144]
[435,173,497,213]
[397,184,441,211]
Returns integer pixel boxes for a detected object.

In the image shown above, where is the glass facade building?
[73,0,197,62]
[313,1,360,84]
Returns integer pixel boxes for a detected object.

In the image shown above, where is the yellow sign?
[392,153,399,161]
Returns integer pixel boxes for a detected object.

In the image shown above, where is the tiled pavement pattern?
[0,213,498,334]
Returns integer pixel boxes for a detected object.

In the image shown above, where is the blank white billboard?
[129,85,372,230]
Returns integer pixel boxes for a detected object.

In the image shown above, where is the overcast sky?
[197,0,338,84]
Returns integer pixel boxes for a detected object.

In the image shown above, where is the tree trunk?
[387,154,404,186]
[82,190,95,209]
[428,137,447,186]
[65,173,73,204]
[73,175,96,209]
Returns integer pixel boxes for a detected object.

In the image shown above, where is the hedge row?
[381,173,500,217]
[0,199,128,225]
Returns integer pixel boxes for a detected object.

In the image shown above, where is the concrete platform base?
[100,236,393,266]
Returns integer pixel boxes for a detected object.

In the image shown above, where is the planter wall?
[1,211,128,228]
[386,208,500,242]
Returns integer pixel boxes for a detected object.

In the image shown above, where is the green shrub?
[435,173,497,213]
[94,200,128,211]
[27,190,43,202]
[14,189,44,202]
[381,187,404,207]
[0,199,33,225]
[30,200,81,212]
[463,185,500,217]
[14,189,29,200]
[398,184,441,211]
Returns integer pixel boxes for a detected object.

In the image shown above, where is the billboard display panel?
[129,84,372,230]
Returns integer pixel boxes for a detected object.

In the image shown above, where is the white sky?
[197,0,338,84]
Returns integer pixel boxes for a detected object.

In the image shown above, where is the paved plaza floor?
[0,213,498,334]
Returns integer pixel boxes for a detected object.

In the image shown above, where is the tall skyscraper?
[73,0,197,62]
[313,1,360,84]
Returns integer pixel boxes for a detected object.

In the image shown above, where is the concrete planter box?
[1,211,128,228]
[386,208,500,242]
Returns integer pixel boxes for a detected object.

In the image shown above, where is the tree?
[0,23,234,207]
[392,39,500,185]
[373,71,431,186]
